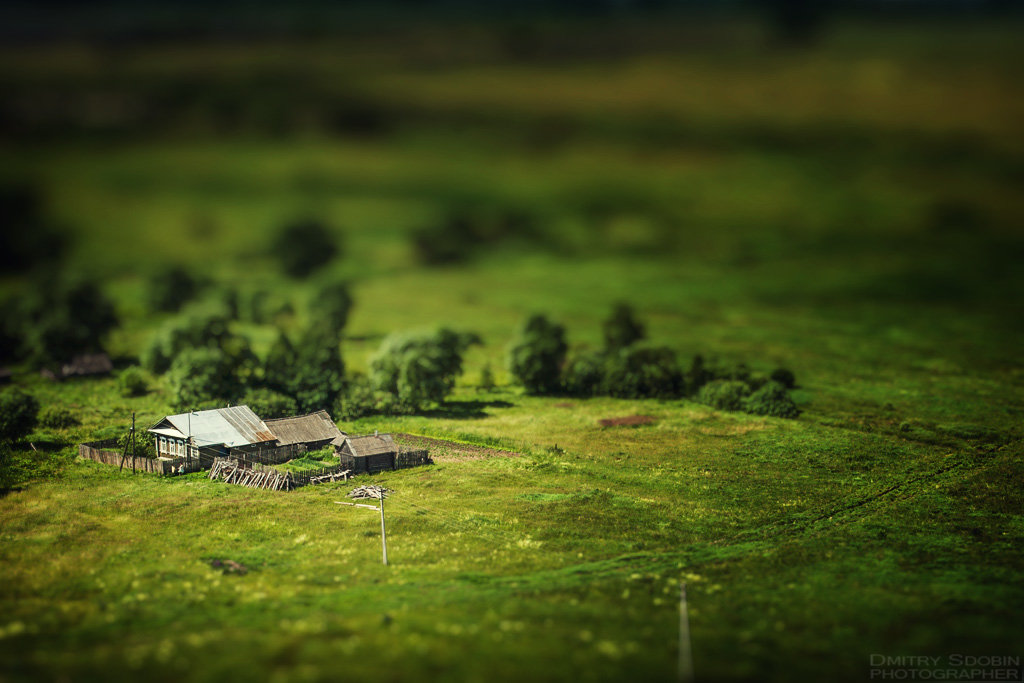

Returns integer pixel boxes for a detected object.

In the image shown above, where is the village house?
[147,405,276,463]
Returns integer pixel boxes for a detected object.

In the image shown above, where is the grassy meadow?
[1,10,1022,682]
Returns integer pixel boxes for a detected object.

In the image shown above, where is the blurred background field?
[0,2,1022,682]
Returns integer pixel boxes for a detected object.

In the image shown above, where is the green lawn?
[1,13,1023,683]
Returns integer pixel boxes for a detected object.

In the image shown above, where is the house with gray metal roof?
[148,405,276,461]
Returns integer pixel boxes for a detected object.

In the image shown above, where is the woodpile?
[209,457,294,491]
[348,484,391,500]
[308,470,351,485]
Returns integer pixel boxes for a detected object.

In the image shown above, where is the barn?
[337,433,399,474]
[264,410,346,450]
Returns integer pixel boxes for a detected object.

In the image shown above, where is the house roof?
[148,405,276,448]
[61,353,113,378]
[263,410,344,446]
[342,434,397,457]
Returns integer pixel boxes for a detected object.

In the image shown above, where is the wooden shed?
[263,410,345,450]
[336,433,398,474]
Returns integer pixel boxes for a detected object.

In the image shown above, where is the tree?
[0,388,39,445]
[742,381,800,419]
[603,345,683,399]
[696,380,751,412]
[23,278,118,368]
[478,364,496,392]
[506,314,567,395]
[289,326,345,414]
[240,388,298,420]
[602,302,645,353]
[370,328,480,411]
[311,278,354,334]
[562,351,605,397]
[146,266,201,313]
[262,330,297,396]
[118,366,150,397]
[0,184,68,274]
[271,219,339,278]
[142,309,233,374]
[167,347,245,410]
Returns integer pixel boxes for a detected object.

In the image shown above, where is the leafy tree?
[271,219,339,278]
[262,330,297,395]
[118,366,150,397]
[39,404,78,429]
[0,388,39,444]
[141,308,257,382]
[742,381,800,419]
[370,328,480,411]
[334,375,391,421]
[602,302,646,353]
[118,429,155,459]
[478,364,496,392]
[311,278,354,334]
[146,266,201,313]
[507,314,567,395]
[603,345,684,399]
[289,326,345,414]
[167,347,245,410]
[22,278,118,368]
[696,380,751,412]
[562,351,606,397]
[241,387,298,419]
[0,184,68,274]
[770,368,797,389]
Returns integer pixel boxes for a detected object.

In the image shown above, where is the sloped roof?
[148,405,276,448]
[61,353,113,378]
[343,434,397,457]
[263,410,344,446]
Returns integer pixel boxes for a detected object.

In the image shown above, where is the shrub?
[602,302,646,353]
[271,219,339,278]
[770,368,797,389]
[507,314,567,395]
[478,364,496,392]
[603,345,684,399]
[686,355,713,393]
[334,377,387,421]
[411,207,538,266]
[0,388,39,444]
[22,277,118,368]
[241,388,297,420]
[167,347,245,410]
[696,380,751,412]
[39,404,78,429]
[311,278,353,334]
[370,328,480,411]
[289,326,345,413]
[562,352,605,397]
[742,381,800,419]
[117,429,155,459]
[118,366,149,397]
[146,266,200,313]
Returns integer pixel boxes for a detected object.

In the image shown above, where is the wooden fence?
[78,440,201,475]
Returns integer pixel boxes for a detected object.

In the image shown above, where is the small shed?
[263,410,345,450]
[60,353,113,378]
[337,433,398,474]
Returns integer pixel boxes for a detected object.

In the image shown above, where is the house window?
[160,437,166,453]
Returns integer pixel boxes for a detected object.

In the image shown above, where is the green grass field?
[1,12,1022,683]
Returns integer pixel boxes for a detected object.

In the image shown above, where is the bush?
[22,277,118,368]
[742,381,800,419]
[686,355,713,393]
[602,302,646,353]
[507,314,567,395]
[118,366,149,397]
[271,219,339,278]
[117,429,155,459]
[241,388,297,420]
[770,367,797,389]
[334,376,388,421]
[289,326,345,414]
[370,328,480,411]
[167,347,245,410]
[562,352,606,397]
[603,345,684,399]
[696,380,751,412]
[311,278,353,334]
[146,266,201,313]
[478,364,496,392]
[39,404,78,429]
[0,388,39,444]
[411,207,538,266]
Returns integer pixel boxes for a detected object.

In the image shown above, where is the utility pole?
[130,412,136,474]
[678,582,694,683]
[336,485,392,566]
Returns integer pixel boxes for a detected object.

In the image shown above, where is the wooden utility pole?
[130,412,136,474]
[678,582,694,683]
[378,490,388,566]
[336,485,392,566]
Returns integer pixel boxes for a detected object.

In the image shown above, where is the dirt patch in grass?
[394,433,522,462]
[553,402,575,408]
[598,415,656,428]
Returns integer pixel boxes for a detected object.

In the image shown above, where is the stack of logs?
[209,457,293,491]
[309,470,351,485]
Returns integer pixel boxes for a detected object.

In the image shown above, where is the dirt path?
[394,433,522,462]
